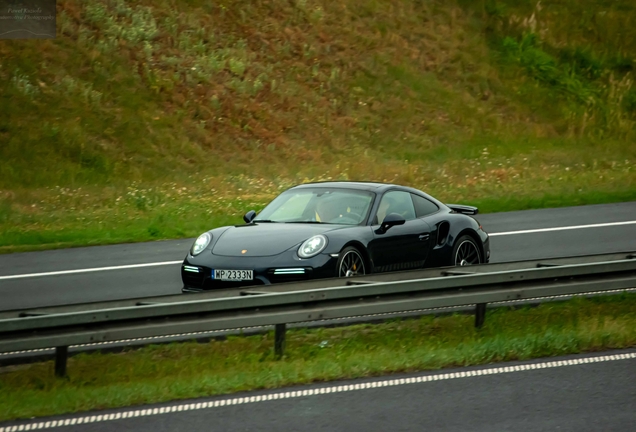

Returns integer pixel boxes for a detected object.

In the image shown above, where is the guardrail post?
[55,346,68,377]
[475,303,487,328]
[275,324,286,359]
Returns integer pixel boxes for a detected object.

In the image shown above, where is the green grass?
[0,0,635,253]
[1,294,635,422]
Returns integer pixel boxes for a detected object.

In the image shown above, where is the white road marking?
[1,220,635,280]
[0,261,182,281]
[489,220,636,237]
[1,351,634,431]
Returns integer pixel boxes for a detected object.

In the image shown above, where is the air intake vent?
[437,221,450,247]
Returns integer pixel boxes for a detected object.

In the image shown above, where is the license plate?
[213,269,253,281]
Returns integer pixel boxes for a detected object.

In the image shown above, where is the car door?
[367,190,432,272]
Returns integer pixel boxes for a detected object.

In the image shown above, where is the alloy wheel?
[338,249,366,277]
[454,240,481,266]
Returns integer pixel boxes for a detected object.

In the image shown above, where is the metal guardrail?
[2,252,634,320]
[1,252,635,377]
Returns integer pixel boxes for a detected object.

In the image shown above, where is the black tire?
[337,246,367,277]
[452,235,482,266]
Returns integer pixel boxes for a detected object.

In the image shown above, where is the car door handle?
[419,234,430,241]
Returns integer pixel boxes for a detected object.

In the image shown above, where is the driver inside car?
[312,196,365,224]
[314,199,341,222]
[375,196,398,224]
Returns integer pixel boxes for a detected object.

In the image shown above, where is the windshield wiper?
[285,221,325,224]
[253,219,277,223]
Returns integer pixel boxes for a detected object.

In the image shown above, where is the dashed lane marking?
[1,351,634,431]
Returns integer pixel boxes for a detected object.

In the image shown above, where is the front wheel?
[452,235,482,266]
[337,246,367,277]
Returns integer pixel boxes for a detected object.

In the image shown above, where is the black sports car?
[182,181,490,292]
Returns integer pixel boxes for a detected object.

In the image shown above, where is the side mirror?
[243,210,256,223]
[375,213,405,234]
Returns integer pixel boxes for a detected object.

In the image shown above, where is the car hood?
[212,223,346,257]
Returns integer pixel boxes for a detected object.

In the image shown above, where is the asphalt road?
[0,201,635,311]
[2,350,634,432]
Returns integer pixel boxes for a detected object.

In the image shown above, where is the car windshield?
[255,188,375,225]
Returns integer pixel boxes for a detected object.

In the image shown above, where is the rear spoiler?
[447,204,479,215]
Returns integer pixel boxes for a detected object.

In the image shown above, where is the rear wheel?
[452,235,481,266]
[337,246,366,277]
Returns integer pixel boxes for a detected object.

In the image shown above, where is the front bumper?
[181,250,338,292]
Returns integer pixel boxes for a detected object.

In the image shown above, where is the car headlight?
[298,235,328,258]
[191,233,212,256]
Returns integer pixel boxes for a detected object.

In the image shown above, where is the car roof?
[291,181,396,192]
[289,181,448,209]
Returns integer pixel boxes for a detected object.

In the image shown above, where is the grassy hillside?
[1,0,635,252]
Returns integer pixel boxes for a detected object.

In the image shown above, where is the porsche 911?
[182,181,490,292]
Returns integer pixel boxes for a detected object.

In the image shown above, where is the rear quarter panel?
[424,210,484,268]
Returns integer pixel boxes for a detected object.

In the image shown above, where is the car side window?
[411,194,439,218]
[375,191,416,223]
